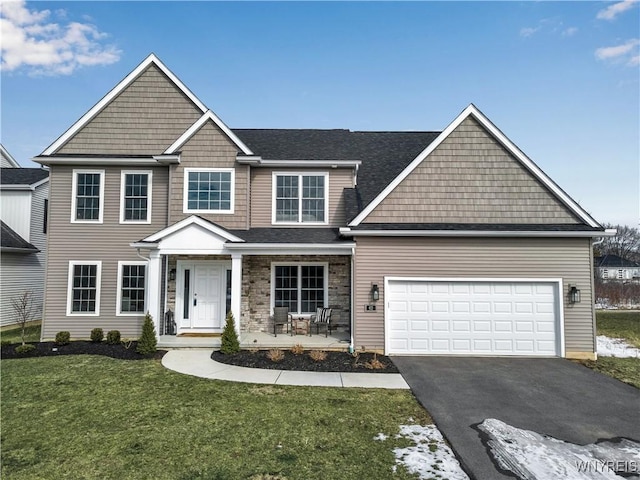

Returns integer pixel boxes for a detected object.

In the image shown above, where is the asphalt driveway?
[392,357,640,480]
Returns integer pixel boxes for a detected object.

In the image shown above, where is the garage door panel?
[387,280,560,356]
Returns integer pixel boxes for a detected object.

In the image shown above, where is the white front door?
[177,261,228,331]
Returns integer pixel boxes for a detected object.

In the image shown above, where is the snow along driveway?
[597,335,640,358]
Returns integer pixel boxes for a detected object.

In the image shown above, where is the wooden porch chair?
[272,306,292,337]
[310,307,332,337]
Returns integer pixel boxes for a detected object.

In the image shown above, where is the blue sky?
[1,1,638,227]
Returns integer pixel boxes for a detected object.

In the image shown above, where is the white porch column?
[231,253,243,335]
[147,250,162,340]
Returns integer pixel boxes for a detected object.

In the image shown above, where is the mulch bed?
[1,341,166,361]
[212,350,399,373]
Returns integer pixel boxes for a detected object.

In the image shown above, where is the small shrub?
[220,312,240,354]
[106,330,121,345]
[90,328,104,343]
[266,349,285,362]
[121,339,133,349]
[136,312,157,355]
[309,350,327,362]
[14,344,36,356]
[248,347,260,354]
[290,344,304,355]
[55,331,70,345]
[364,353,386,370]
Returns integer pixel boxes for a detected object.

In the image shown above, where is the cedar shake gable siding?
[56,65,202,155]
[363,117,581,225]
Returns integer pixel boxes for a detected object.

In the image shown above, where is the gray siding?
[353,236,594,355]
[42,165,169,339]
[364,117,580,224]
[57,65,202,155]
[250,167,353,227]
[169,121,248,229]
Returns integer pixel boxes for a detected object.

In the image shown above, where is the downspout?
[349,246,355,354]
[591,236,605,360]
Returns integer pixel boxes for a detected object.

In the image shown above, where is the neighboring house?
[0,150,50,326]
[595,255,640,282]
[1,144,21,168]
[34,54,608,359]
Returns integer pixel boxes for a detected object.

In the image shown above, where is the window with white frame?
[603,269,609,279]
[184,168,234,213]
[617,269,624,280]
[272,264,326,314]
[67,261,101,315]
[72,170,104,222]
[121,171,152,223]
[117,262,146,315]
[273,173,328,224]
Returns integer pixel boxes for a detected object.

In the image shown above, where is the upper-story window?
[603,269,609,279]
[617,269,624,280]
[183,168,234,214]
[71,169,104,223]
[120,171,152,224]
[273,172,328,224]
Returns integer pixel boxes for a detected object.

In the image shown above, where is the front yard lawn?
[1,356,431,480]
[585,310,640,388]
[0,323,41,344]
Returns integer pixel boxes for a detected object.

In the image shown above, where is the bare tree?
[594,224,640,262]
[11,291,35,346]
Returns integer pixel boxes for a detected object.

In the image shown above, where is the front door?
[177,261,228,332]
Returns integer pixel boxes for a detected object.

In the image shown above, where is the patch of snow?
[392,424,470,480]
[373,433,388,441]
[597,335,640,358]
[478,418,640,480]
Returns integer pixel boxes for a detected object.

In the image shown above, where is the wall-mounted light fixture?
[169,269,176,281]
[371,283,379,302]
[568,284,581,304]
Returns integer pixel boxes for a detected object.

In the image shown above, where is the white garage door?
[386,280,561,356]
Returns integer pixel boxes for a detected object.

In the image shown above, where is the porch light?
[371,284,379,302]
[169,269,176,281]
[568,285,581,304]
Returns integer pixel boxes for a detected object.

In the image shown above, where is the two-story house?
[595,255,640,283]
[1,144,50,326]
[35,54,609,359]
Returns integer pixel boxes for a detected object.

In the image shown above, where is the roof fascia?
[165,110,253,155]
[339,227,611,238]
[236,157,361,168]
[349,104,601,229]
[224,243,355,255]
[0,246,39,253]
[0,184,35,191]
[142,215,244,243]
[34,156,160,167]
[41,53,208,156]
[0,145,20,167]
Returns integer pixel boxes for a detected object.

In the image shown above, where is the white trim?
[271,171,329,226]
[165,110,253,155]
[71,169,105,224]
[383,276,565,358]
[116,261,147,316]
[42,53,207,155]
[66,261,102,316]
[339,227,608,238]
[183,167,235,215]
[142,215,244,243]
[225,243,354,256]
[270,262,329,316]
[236,157,361,168]
[349,104,601,229]
[119,170,153,224]
[1,144,20,167]
[35,157,159,166]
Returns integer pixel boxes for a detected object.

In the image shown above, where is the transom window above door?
[273,173,328,224]
[184,168,234,214]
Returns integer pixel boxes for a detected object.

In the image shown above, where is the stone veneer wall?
[241,255,351,333]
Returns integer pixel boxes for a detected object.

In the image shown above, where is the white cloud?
[562,27,578,37]
[595,38,640,66]
[0,0,121,76]
[520,26,540,38]
[596,0,639,20]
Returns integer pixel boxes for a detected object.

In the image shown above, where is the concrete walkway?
[162,350,409,389]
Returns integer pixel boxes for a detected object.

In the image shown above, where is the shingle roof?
[595,255,640,268]
[233,129,440,210]
[1,221,38,252]
[229,228,347,244]
[1,168,49,186]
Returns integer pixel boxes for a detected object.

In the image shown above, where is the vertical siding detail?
[250,167,353,227]
[42,165,169,339]
[353,236,594,354]
[57,65,202,155]
[364,117,580,224]
[169,121,248,229]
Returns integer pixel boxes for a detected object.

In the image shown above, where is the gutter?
[340,227,617,238]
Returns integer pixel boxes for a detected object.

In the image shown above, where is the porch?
[158,330,350,350]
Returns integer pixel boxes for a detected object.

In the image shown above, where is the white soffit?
[349,104,601,229]
[42,53,208,156]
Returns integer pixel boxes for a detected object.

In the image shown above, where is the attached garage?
[385,278,563,357]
